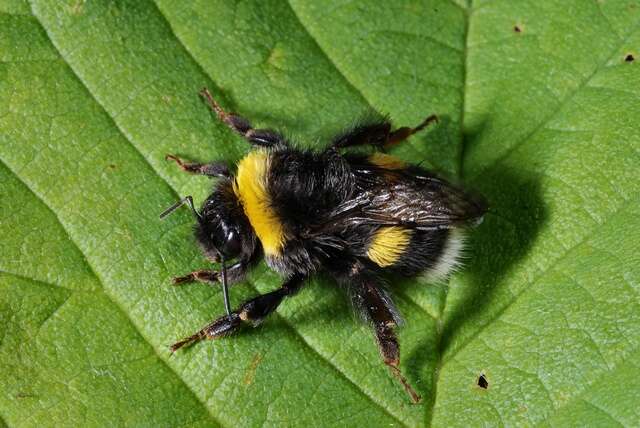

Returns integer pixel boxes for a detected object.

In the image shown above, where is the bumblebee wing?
[362,175,487,229]
[322,157,487,231]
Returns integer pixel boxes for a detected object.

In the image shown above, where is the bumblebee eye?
[221,228,242,258]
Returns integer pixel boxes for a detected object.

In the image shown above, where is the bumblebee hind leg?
[386,114,438,148]
[345,267,421,403]
[170,274,305,352]
[333,120,392,149]
[333,115,438,150]
[200,88,286,148]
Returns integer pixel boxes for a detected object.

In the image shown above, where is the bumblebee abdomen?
[366,227,465,280]
[366,226,413,267]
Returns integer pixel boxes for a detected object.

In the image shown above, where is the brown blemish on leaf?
[108,164,117,170]
[69,0,84,15]
[514,25,522,33]
[243,353,263,386]
[16,392,36,399]
[625,54,635,63]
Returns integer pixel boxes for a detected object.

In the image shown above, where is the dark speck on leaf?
[108,164,117,169]
[478,374,489,389]
[514,25,522,33]
[625,54,635,62]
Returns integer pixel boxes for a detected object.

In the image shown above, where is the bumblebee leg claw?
[387,361,421,404]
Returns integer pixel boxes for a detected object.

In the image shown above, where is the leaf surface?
[1,0,639,426]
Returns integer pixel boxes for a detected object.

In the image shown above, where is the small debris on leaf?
[477,373,489,389]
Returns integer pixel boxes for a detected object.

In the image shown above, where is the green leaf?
[1,0,639,426]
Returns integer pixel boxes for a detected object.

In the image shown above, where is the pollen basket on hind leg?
[233,150,286,256]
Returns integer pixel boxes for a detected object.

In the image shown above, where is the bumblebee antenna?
[159,195,202,221]
[219,253,232,318]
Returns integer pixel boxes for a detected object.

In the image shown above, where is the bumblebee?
[161,89,487,403]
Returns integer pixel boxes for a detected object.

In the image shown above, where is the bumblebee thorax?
[233,150,286,256]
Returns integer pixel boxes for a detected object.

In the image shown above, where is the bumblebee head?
[160,180,256,317]
[195,180,256,262]
[159,180,256,262]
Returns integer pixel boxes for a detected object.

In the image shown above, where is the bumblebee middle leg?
[200,88,286,148]
[170,274,306,352]
[165,154,231,178]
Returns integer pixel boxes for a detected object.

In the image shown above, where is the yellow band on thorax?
[233,150,286,256]
[367,226,412,267]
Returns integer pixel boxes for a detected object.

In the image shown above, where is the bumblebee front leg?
[171,260,250,286]
[170,274,306,352]
[200,88,286,148]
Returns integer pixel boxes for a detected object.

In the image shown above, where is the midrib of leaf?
[19,3,409,425]
[425,1,472,424]
[427,4,640,424]
[0,155,224,427]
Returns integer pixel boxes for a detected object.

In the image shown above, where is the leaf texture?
[1,0,639,426]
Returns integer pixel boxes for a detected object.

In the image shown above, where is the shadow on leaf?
[439,161,547,356]
[402,124,547,408]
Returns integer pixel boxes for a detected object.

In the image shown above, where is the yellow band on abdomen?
[367,226,412,267]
